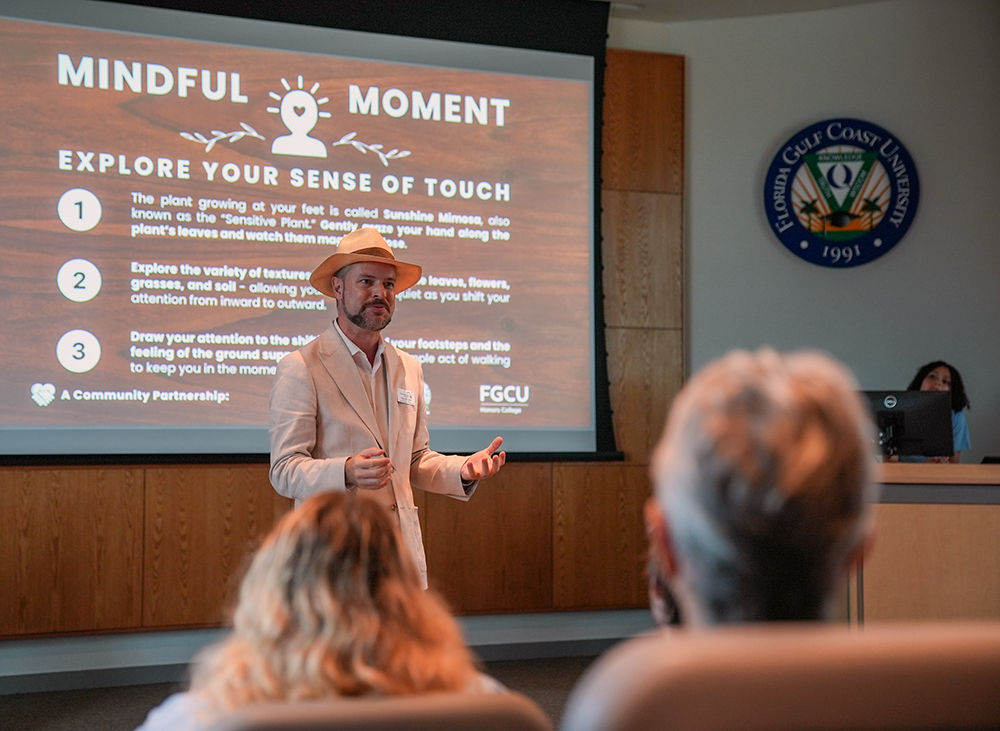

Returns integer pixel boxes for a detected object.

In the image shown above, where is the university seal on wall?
[763,118,919,268]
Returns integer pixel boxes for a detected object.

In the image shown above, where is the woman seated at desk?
[905,360,971,463]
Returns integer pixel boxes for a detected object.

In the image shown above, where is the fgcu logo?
[479,384,529,415]
[480,384,529,404]
[764,118,919,268]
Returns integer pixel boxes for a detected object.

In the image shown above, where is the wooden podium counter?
[863,463,1000,621]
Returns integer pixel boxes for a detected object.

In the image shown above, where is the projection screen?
[0,0,598,456]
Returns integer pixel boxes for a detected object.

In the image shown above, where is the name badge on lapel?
[397,388,415,406]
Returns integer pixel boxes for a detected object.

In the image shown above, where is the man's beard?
[346,300,392,331]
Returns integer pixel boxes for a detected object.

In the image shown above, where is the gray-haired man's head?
[646,349,878,626]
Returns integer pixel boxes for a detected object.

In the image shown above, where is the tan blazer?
[268,323,473,586]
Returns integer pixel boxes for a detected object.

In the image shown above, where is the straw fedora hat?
[309,228,422,297]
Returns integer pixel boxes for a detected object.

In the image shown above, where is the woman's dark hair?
[907,361,970,412]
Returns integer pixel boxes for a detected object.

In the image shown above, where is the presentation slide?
[0,1,596,456]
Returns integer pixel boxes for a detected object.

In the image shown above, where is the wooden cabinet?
[0,464,291,636]
[143,466,292,627]
[862,464,1000,622]
[0,467,143,635]
[553,464,650,610]
[426,463,554,613]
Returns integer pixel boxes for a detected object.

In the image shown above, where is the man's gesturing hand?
[461,436,506,482]
[345,447,394,490]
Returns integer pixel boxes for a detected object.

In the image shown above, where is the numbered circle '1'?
[57,259,102,302]
[56,329,101,373]
[57,188,102,232]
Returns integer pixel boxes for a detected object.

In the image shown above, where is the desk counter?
[876,463,1000,505]
[863,464,1000,621]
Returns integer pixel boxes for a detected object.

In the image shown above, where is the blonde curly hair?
[191,491,478,710]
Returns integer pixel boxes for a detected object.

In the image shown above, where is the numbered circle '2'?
[58,259,102,302]
[57,188,102,232]
[56,329,101,373]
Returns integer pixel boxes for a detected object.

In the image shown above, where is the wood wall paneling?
[601,51,685,468]
[143,465,291,628]
[424,464,553,614]
[602,190,683,330]
[552,463,650,610]
[602,49,685,194]
[864,503,1000,621]
[0,467,143,636]
[605,328,684,465]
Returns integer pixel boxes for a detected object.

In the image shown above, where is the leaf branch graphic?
[180,123,265,152]
[331,132,411,167]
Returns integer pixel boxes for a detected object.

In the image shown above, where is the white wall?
[608,0,1000,462]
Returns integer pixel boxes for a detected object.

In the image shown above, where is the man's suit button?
[390,504,397,511]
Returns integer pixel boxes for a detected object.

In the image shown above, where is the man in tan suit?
[269,228,505,587]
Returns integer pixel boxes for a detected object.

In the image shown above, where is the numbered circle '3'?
[58,259,102,302]
[57,188,102,232]
[56,329,101,373]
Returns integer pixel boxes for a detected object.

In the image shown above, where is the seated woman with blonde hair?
[136,492,501,731]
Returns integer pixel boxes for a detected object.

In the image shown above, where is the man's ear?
[330,275,343,301]
[645,498,678,578]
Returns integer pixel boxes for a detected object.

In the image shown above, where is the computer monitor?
[862,391,953,458]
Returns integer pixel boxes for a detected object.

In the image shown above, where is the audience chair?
[208,690,553,731]
[560,622,1000,731]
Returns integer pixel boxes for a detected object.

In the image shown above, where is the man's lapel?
[383,346,409,468]
[317,324,383,448]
